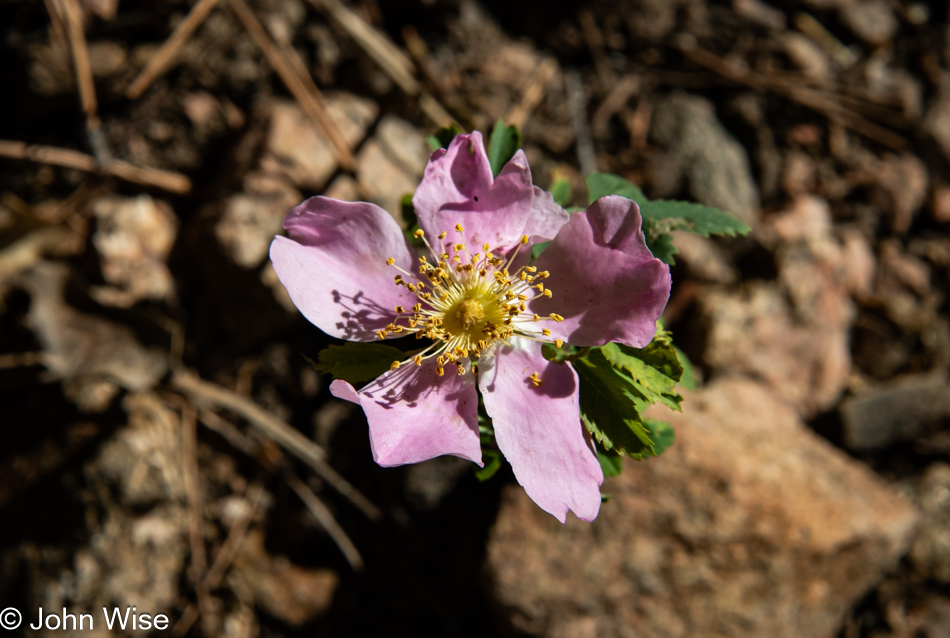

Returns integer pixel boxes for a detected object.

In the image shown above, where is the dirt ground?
[1,0,950,636]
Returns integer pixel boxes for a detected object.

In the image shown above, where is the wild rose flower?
[270,132,671,522]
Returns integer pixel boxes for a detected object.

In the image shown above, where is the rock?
[669,231,737,284]
[486,379,919,638]
[910,464,950,584]
[216,174,301,269]
[15,262,167,392]
[231,531,338,626]
[782,33,833,84]
[262,94,377,190]
[323,175,360,201]
[702,197,865,416]
[650,92,760,226]
[732,0,786,30]
[404,456,472,509]
[837,0,898,47]
[873,154,928,234]
[700,283,850,417]
[933,184,950,223]
[840,373,950,450]
[880,239,931,295]
[91,195,178,306]
[924,77,950,164]
[356,116,429,221]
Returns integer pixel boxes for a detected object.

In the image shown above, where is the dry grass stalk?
[127,0,222,99]
[171,369,381,520]
[226,0,355,170]
[0,140,192,193]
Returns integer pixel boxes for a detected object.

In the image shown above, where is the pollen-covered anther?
[390,360,400,371]
[555,339,564,348]
[414,229,425,238]
[395,306,404,313]
[550,313,565,322]
[385,257,395,265]
[528,371,543,387]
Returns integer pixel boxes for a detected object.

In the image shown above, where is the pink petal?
[270,197,419,341]
[531,195,671,348]
[413,134,567,254]
[478,340,603,522]
[330,364,482,467]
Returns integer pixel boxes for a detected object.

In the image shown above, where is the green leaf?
[427,123,462,151]
[599,343,682,413]
[541,341,579,363]
[487,119,521,178]
[673,345,698,390]
[642,199,750,239]
[585,172,751,265]
[575,349,656,458]
[316,342,406,384]
[574,329,687,461]
[641,225,678,265]
[530,240,551,261]
[549,176,572,207]
[475,451,503,481]
[596,445,624,477]
[645,419,675,456]
[586,172,648,204]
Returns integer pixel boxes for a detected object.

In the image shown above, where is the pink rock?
[487,379,919,638]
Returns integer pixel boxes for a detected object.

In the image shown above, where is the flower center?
[379,224,564,378]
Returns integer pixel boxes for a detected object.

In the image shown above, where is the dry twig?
[0,141,192,194]
[226,0,355,170]
[681,45,908,151]
[171,369,381,520]
[180,403,214,635]
[284,471,364,570]
[199,409,364,570]
[173,482,265,637]
[505,57,558,130]
[306,0,454,126]
[127,0,222,99]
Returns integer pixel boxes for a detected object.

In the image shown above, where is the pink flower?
[270,132,671,522]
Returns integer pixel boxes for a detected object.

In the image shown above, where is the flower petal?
[414,135,567,254]
[478,339,603,522]
[531,195,671,348]
[330,364,482,467]
[270,197,419,341]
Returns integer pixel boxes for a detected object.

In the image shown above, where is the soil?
[1,0,949,636]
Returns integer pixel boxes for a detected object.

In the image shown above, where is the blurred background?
[1,0,949,636]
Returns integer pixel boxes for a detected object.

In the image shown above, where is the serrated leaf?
[645,419,675,456]
[428,123,462,151]
[585,173,750,265]
[641,223,679,265]
[586,172,647,204]
[596,446,624,477]
[487,119,521,178]
[549,177,572,207]
[642,199,750,238]
[599,344,681,413]
[316,342,406,384]
[575,350,655,458]
[673,345,698,390]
